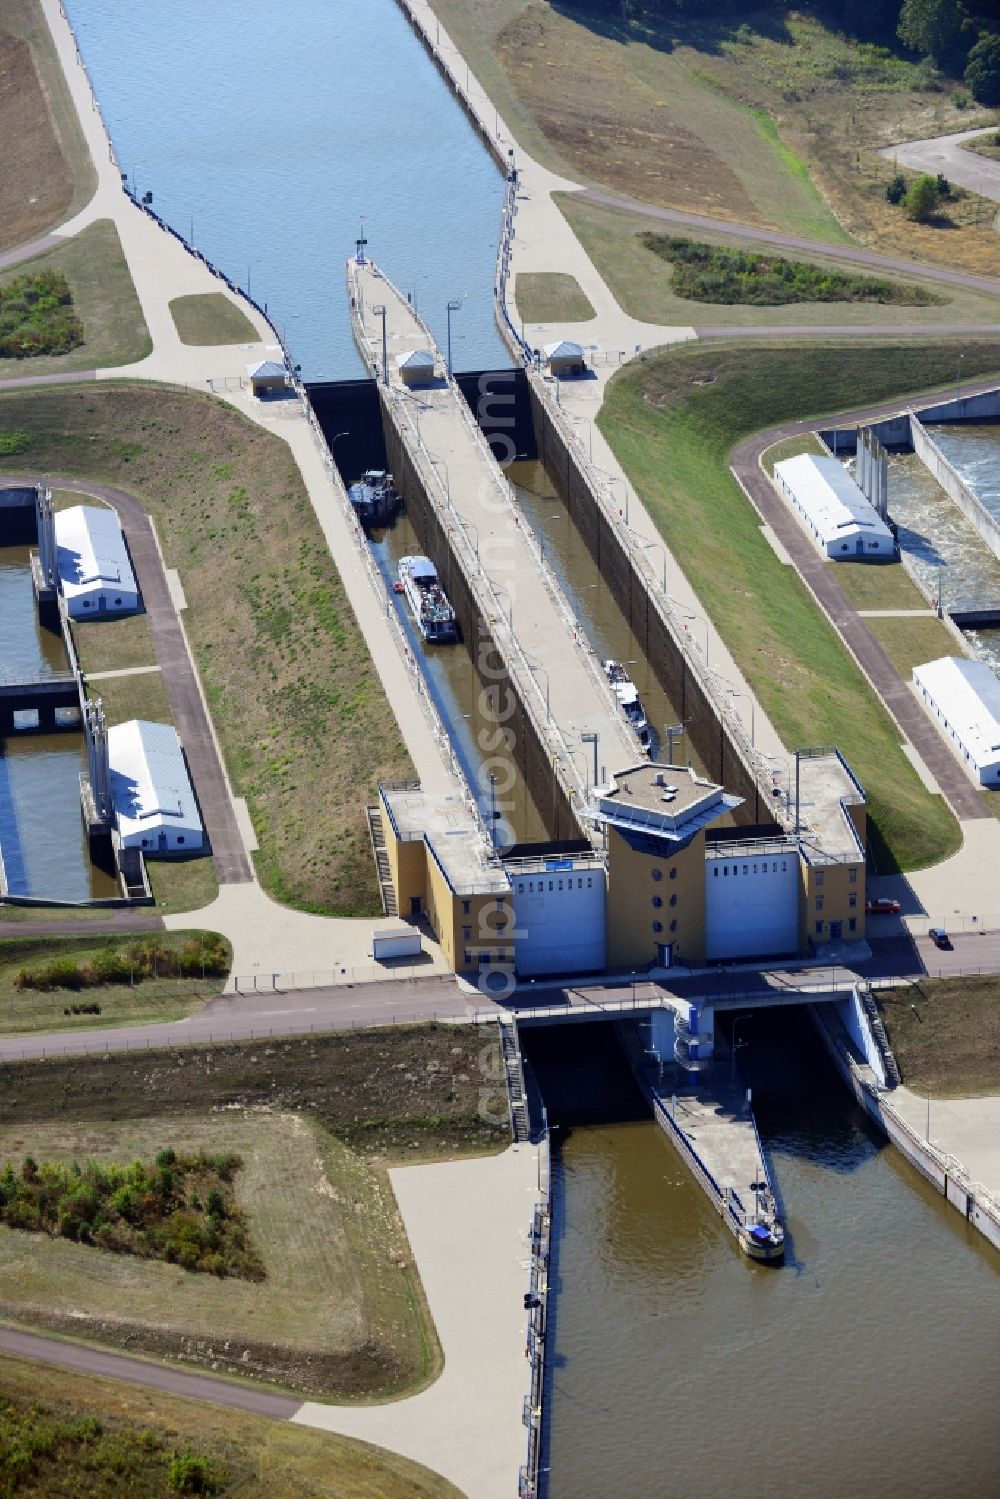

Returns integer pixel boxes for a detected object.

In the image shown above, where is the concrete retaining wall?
[910,412,1000,567]
[835,991,887,1086]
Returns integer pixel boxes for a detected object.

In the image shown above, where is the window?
[549,881,553,892]
[772,863,777,873]
[463,926,472,941]
[141,838,149,847]
[177,836,185,845]
[816,895,824,911]
[669,894,677,908]
[114,597,122,605]
[670,920,677,933]
[742,865,748,876]
[462,901,471,916]
[815,920,824,935]
[848,894,857,909]
[652,896,662,908]
[496,897,504,910]
[463,950,472,967]
[849,867,857,884]
[651,868,662,882]
[587,877,592,888]
[83,600,92,608]
[528,882,533,893]
[816,869,824,886]
[752,864,757,875]
[496,918,507,932]
[558,880,563,891]
[652,921,663,934]
[781,861,787,872]
[578,879,583,889]
[669,867,678,880]
[849,918,857,933]
[723,865,729,877]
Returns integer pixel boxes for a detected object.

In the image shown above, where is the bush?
[0,269,84,359]
[904,172,941,221]
[965,33,1000,106]
[168,1450,226,1495]
[885,171,908,204]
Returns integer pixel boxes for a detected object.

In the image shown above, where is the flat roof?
[774,453,892,545]
[914,656,1000,765]
[382,785,508,895]
[595,763,741,842]
[107,719,203,843]
[795,748,865,864]
[54,504,138,601]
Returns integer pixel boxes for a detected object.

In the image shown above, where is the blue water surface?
[66,0,509,379]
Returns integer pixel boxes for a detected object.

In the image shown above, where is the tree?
[898,0,972,71]
[904,173,942,221]
[965,32,1000,103]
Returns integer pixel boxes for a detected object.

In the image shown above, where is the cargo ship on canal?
[396,555,458,643]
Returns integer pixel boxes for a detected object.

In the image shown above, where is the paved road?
[697,323,1000,340]
[4,473,253,885]
[879,127,1000,207]
[0,912,164,936]
[577,188,1000,298]
[729,378,1000,826]
[0,232,65,271]
[0,1325,301,1419]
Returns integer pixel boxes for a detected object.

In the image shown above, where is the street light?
[372,303,388,383]
[641,537,667,593]
[446,297,463,378]
[539,513,561,567]
[731,1014,754,1083]
[956,353,965,405]
[458,515,479,563]
[429,453,450,501]
[667,596,709,666]
[527,659,551,722]
[725,686,756,748]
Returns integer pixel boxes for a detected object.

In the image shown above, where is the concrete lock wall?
[377,400,578,843]
[527,381,764,822]
[910,413,1000,567]
[835,990,887,1087]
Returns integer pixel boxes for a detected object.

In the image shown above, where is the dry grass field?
[428,0,1000,272]
[878,976,1000,1096]
[72,610,157,675]
[169,293,259,347]
[865,614,966,676]
[0,0,95,253]
[0,384,414,916]
[0,1352,465,1498]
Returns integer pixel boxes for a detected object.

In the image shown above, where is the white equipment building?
[107,719,204,853]
[54,504,140,618]
[772,453,894,559]
[913,656,1000,785]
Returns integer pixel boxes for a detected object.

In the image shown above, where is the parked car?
[928,927,953,950]
[866,897,901,914]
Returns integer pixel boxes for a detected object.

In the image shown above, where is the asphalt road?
[577,187,1000,298]
[729,377,1000,826]
[0,1326,301,1419]
[5,472,253,886]
[879,127,1000,207]
[0,912,164,936]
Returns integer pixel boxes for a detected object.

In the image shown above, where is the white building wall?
[705,853,800,961]
[511,864,605,976]
[913,661,1000,786]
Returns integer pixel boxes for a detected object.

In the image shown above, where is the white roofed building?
[107,719,205,853]
[54,504,140,618]
[913,656,1000,785]
[773,453,894,560]
[543,339,587,376]
[396,349,437,387]
[246,359,288,398]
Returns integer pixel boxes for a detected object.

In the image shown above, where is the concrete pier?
[349,256,637,836]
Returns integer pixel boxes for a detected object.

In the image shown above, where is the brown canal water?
[0,547,116,901]
[531,1010,1000,1499]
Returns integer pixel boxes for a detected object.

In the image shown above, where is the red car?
[866,897,901,914]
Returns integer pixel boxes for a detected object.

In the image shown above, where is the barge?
[397,555,458,642]
[348,469,400,527]
[603,660,651,750]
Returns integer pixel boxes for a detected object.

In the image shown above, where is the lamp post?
[446,297,463,378]
[372,304,388,383]
[528,660,551,722]
[726,687,756,748]
[430,454,450,502]
[641,538,667,593]
[731,1014,754,1083]
[458,515,479,563]
[539,513,561,568]
[956,353,964,406]
[582,731,600,790]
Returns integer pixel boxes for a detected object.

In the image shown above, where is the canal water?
[885,452,1000,616]
[926,422,1000,524]
[0,547,114,901]
[530,1010,1000,1499]
[65,0,509,381]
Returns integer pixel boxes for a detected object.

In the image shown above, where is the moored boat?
[603,659,651,749]
[348,469,400,526]
[398,555,458,642]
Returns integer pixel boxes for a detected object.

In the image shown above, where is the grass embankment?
[833,561,931,612]
[0,1147,262,1281]
[878,977,1000,1097]
[426,0,999,273]
[0,933,230,1033]
[169,294,259,347]
[515,271,595,323]
[73,611,157,675]
[865,616,965,676]
[639,234,939,306]
[0,0,95,253]
[0,222,151,380]
[598,340,1000,873]
[0,1354,463,1499]
[85,667,173,729]
[0,1026,507,1396]
[0,270,83,357]
[552,195,1000,329]
[0,385,414,915]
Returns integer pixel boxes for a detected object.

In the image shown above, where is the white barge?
[396,555,458,643]
[603,660,651,750]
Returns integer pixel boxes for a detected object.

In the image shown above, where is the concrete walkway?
[879,126,1000,208]
[893,1086,1000,1199]
[295,1144,540,1499]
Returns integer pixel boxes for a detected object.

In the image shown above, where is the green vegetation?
[905,171,944,222]
[865,613,964,674]
[145,857,220,917]
[0,1355,464,1499]
[86,666,173,730]
[0,1147,262,1281]
[0,933,230,1033]
[73,610,157,675]
[0,1383,225,1497]
[760,433,828,471]
[598,340,1000,872]
[0,384,411,915]
[12,932,229,991]
[0,1026,506,1395]
[831,560,931,610]
[878,974,1000,1095]
[0,222,151,381]
[553,195,1000,329]
[515,271,596,323]
[169,294,259,347]
[640,233,939,306]
[0,0,96,253]
[0,269,82,357]
[965,32,1000,104]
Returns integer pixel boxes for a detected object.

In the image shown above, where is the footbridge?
[348,255,637,843]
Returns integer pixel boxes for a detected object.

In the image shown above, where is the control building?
[54,504,140,618]
[913,656,1000,785]
[772,453,894,560]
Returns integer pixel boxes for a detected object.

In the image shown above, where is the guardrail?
[519,1114,551,1499]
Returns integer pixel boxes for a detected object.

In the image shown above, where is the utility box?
[372,928,422,962]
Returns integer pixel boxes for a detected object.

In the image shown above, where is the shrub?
[885,172,908,204]
[168,1450,226,1495]
[0,269,84,359]
[965,33,1000,106]
[904,172,941,221]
